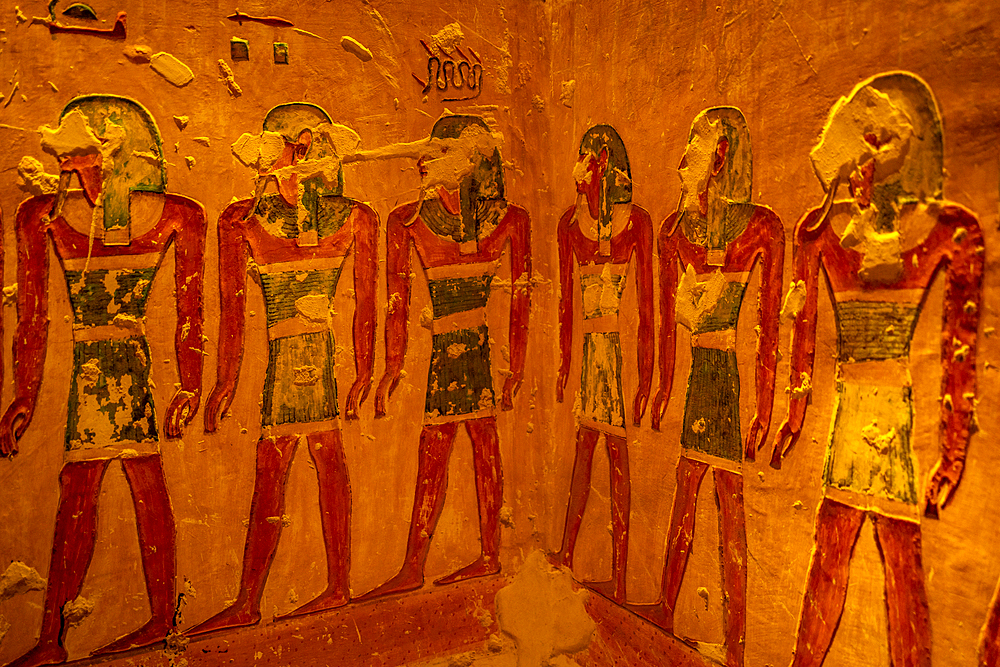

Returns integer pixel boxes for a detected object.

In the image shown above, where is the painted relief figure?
[551,125,654,605]
[770,73,983,667]
[629,108,783,667]
[0,96,205,666]
[361,114,530,598]
[187,104,376,635]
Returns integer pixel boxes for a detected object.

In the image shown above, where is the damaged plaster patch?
[789,371,812,398]
[430,23,464,55]
[39,109,101,158]
[810,85,915,192]
[63,596,94,627]
[0,562,45,601]
[560,80,576,108]
[149,52,195,88]
[341,36,373,62]
[232,131,285,172]
[17,156,59,195]
[495,551,594,667]
[675,266,726,331]
[123,44,152,63]
[780,280,806,319]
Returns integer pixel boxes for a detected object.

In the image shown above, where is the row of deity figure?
[0,71,992,667]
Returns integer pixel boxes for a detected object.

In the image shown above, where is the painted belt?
[268,316,331,340]
[582,314,619,334]
[431,307,487,335]
[73,319,147,342]
[837,358,910,386]
[691,329,736,351]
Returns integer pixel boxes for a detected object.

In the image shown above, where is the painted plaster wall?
[0,1,997,666]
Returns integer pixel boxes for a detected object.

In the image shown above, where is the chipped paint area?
[676,265,727,331]
[780,279,806,319]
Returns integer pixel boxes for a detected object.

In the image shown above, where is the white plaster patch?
[675,265,727,331]
[0,562,45,601]
[63,596,94,627]
[495,551,594,667]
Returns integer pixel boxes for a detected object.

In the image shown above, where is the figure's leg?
[92,455,177,655]
[7,459,109,667]
[356,423,459,600]
[789,498,866,667]
[549,427,602,569]
[280,429,351,617]
[436,417,503,585]
[627,456,708,631]
[872,515,931,667]
[584,433,630,604]
[980,579,1000,667]
[186,434,299,636]
[715,468,747,667]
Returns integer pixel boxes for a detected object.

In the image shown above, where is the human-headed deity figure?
[360,114,531,598]
[628,108,783,667]
[186,103,377,636]
[551,125,654,605]
[771,73,983,667]
[0,95,205,666]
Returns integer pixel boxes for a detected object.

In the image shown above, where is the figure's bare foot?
[583,579,625,605]
[625,602,674,633]
[276,588,349,619]
[354,566,424,602]
[91,619,173,655]
[184,602,261,637]
[434,555,500,586]
[5,643,68,667]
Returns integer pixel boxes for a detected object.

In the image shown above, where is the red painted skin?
[358,185,531,600]
[186,152,377,635]
[981,582,1000,667]
[552,153,654,605]
[771,197,983,667]
[0,187,205,667]
[39,11,127,39]
[628,198,782,666]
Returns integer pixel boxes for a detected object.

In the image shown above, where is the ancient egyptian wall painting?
[0,3,999,667]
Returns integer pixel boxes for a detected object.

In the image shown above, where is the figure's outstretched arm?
[651,215,679,431]
[770,208,824,468]
[346,204,379,419]
[632,209,654,425]
[924,208,984,517]
[205,202,251,433]
[745,210,785,460]
[375,206,413,417]
[165,197,207,438]
[501,207,531,411]
[556,209,575,403]
[0,197,52,456]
